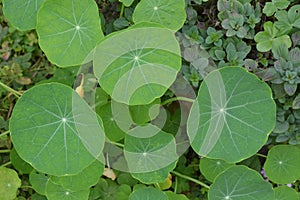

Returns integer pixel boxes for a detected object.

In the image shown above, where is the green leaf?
[119,0,135,7]
[50,159,104,191]
[187,67,276,163]
[132,0,186,31]
[0,167,21,200]
[129,187,168,200]
[2,0,46,31]
[124,126,178,175]
[264,145,300,184]
[10,83,105,176]
[93,25,181,105]
[29,170,49,195]
[164,191,189,200]
[199,157,234,182]
[45,180,90,200]
[292,93,300,109]
[37,0,104,67]
[274,186,299,200]
[10,147,33,174]
[208,165,275,200]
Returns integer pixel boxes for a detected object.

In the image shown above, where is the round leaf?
[274,186,299,200]
[129,187,168,200]
[93,24,181,105]
[37,0,104,67]
[10,83,105,176]
[199,157,234,182]
[50,159,104,191]
[0,167,21,200]
[164,191,189,200]
[264,145,300,184]
[2,0,46,31]
[29,170,49,195]
[208,165,275,200]
[187,67,276,163]
[10,147,33,174]
[45,180,89,200]
[132,0,186,31]
[124,126,178,174]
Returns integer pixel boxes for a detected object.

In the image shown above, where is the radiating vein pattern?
[187,67,276,163]
[10,83,105,176]
[94,26,181,105]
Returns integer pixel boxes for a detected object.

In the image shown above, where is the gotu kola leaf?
[0,167,21,200]
[208,165,275,200]
[187,67,276,163]
[93,24,181,105]
[37,0,104,67]
[2,0,46,31]
[9,83,105,176]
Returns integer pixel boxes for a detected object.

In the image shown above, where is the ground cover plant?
[0,0,300,199]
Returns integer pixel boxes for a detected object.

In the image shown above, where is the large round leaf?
[124,126,178,174]
[274,186,299,200]
[187,67,276,163]
[93,24,181,105]
[129,187,167,200]
[132,0,186,31]
[264,145,300,184]
[0,167,21,200]
[10,83,105,176]
[208,165,275,200]
[2,0,46,31]
[37,0,103,67]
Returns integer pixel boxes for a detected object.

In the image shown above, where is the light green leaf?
[0,167,21,200]
[2,0,46,31]
[264,145,300,184]
[132,0,186,31]
[209,166,275,200]
[93,25,181,105]
[274,186,299,200]
[129,187,168,200]
[45,180,90,200]
[164,191,189,200]
[10,83,105,176]
[50,159,104,191]
[199,157,234,182]
[10,147,33,174]
[124,126,178,175]
[29,170,49,195]
[187,67,276,163]
[37,0,104,67]
[119,0,135,7]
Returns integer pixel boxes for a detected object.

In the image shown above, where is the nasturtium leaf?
[10,83,105,176]
[45,180,90,200]
[31,193,47,200]
[199,157,234,182]
[119,0,135,7]
[274,186,299,200]
[37,0,104,67]
[0,167,21,200]
[2,0,46,31]
[164,191,189,200]
[124,126,178,174]
[129,187,168,200]
[132,0,186,31]
[264,145,300,184]
[50,159,104,191]
[29,170,49,195]
[187,67,276,163]
[10,147,33,174]
[93,24,181,105]
[209,166,275,200]
[117,173,139,187]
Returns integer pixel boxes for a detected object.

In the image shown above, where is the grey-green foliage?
[217,0,261,39]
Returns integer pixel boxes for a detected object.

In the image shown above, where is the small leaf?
[119,0,135,7]
[208,166,275,200]
[0,167,21,200]
[264,145,300,184]
[284,82,297,96]
[293,93,300,109]
[129,187,168,200]
[10,147,33,174]
[164,191,189,200]
[29,170,49,195]
[158,174,172,190]
[274,186,299,200]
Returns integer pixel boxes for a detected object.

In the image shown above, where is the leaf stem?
[171,171,210,189]
[0,149,10,153]
[108,141,124,148]
[0,161,11,168]
[119,3,125,18]
[0,81,22,98]
[0,130,10,138]
[256,153,267,158]
[161,96,195,106]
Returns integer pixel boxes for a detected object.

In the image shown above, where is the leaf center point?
[62,118,67,123]
[154,6,158,11]
[75,25,80,30]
